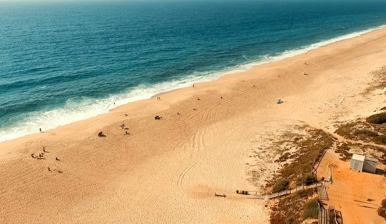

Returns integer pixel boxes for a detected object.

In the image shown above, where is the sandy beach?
[1,27,386,224]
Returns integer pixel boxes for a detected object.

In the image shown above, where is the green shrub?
[303,199,319,219]
[335,142,353,161]
[375,135,386,145]
[367,112,386,124]
[354,129,379,138]
[273,179,289,193]
[304,173,316,185]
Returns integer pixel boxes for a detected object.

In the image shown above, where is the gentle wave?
[0,24,384,143]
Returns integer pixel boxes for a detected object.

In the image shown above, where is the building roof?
[352,154,365,161]
[365,156,378,163]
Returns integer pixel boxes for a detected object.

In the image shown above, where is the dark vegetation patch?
[366,145,386,164]
[334,112,386,164]
[266,128,334,190]
[303,173,317,186]
[270,189,316,224]
[378,198,386,220]
[267,128,334,223]
[335,141,385,164]
[375,135,386,145]
[367,112,386,125]
[303,198,319,219]
[335,142,352,161]
[272,179,289,193]
[336,121,380,143]
[275,152,292,163]
[335,119,386,146]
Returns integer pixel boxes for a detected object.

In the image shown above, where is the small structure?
[350,154,365,172]
[350,154,378,173]
[363,156,378,173]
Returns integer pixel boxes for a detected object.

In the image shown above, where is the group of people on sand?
[31,147,48,160]
[120,123,130,135]
[30,147,62,173]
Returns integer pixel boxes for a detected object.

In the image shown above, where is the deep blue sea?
[1,0,386,142]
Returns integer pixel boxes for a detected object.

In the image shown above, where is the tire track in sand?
[176,113,210,192]
[175,92,242,192]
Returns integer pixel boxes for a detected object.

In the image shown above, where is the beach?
[0,26,386,224]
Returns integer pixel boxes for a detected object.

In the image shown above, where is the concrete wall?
[363,160,377,173]
[350,159,364,172]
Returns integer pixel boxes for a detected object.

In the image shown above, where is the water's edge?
[0,24,384,143]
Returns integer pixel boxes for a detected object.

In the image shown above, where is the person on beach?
[39,128,42,133]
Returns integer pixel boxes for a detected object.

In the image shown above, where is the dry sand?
[318,150,386,224]
[1,27,386,224]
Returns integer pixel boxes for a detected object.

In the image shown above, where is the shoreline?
[1,24,385,143]
[0,24,386,223]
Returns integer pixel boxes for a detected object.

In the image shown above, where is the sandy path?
[0,28,386,223]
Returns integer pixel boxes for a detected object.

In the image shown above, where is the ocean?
[1,0,386,142]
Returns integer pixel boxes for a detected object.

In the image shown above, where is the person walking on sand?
[39,128,42,133]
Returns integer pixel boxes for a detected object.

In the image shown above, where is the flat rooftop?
[352,154,365,161]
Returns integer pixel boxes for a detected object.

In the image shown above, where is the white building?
[350,154,378,173]
[350,154,365,172]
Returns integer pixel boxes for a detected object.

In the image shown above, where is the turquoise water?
[1,1,386,142]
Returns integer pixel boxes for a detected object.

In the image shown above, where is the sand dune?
[1,28,386,223]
